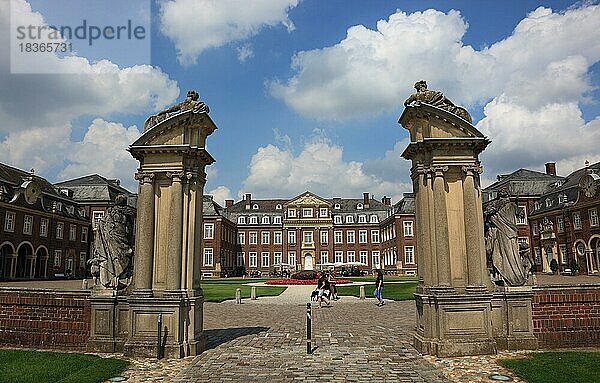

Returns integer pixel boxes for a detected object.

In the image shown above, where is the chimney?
[225,199,233,208]
[363,192,370,209]
[545,162,557,176]
[245,193,251,210]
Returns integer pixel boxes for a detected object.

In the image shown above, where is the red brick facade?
[532,285,600,348]
[0,288,91,350]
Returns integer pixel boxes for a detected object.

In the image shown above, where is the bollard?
[306,302,312,354]
[235,288,242,304]
[359,285,365,300]
[157,313,163,360]
[251,286,257,300]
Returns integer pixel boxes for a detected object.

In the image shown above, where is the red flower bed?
[265,279,352,285]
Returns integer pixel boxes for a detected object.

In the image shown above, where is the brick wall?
[532,284,600,348]
[0,288,91,350]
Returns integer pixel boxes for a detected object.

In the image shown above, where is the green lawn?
[0,349,128,383]
[200,279,286,302]
[336,281,418,301]
[344,276,418,283]
[500,351,600,383]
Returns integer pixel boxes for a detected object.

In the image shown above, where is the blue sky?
[2,0,599,205]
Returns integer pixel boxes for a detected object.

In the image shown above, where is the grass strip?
[500,351,600,383]
[336,282,418,301]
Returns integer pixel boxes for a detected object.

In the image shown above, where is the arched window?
[262,216,270,224]
[370,215,379,223]
[346,215,354,224]
[250,216,258,224]
[237,216,246,224]
[356,203,363,210]
[252,203,259,210]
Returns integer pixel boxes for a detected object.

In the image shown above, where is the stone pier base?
[491,286,538,351]
[87,289,129,353]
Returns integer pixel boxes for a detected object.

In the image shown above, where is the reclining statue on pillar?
[144,90,210,131]
[404,80,473,124]
[88,194,136,290]
[484,189,533,286]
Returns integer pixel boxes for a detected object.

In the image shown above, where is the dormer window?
[252,203,259,210]
[250,216,258,224]
[319,208,328,217]
[370,215,378,223]
[302,208,313,218]
[238,216,246,224]
[334,204,340,210]
[288,209,296,218]
[66,205,74,214]
[262,216,270,224]
[273,216,282,224]
[358,215,366,223]
[334,215,342,224]
[545,199,552,208]
[559,193,567,204]
[356,203,363,210]
[276,204,282,210]
[346,215,354,224]
[534,201,541,210]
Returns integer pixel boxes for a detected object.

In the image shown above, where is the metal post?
[306,302,312,354]
[157,313,163,360]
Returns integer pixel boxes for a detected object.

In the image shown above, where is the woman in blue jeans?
[374,269,384,306]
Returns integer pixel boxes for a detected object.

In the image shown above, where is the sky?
[1,0,600,206]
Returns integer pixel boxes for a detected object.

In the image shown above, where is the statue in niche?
[89,194,135,289]
[144,90,210,131]
[404,80,472,123]
[484,189,533,286]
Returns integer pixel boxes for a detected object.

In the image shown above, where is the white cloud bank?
[0,0,179,189]
[160,0,299,65]
[270,4,600,179]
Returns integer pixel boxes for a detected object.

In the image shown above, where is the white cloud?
[270,4,600,182]
[58,119,142,191]
[159,0,299,65]
[237,43,254,62]
[0,1,179,186]
[208,186,234,206]
[240,132,411,202]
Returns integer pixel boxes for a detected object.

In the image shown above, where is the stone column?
[166,171,184,294]
[462,165,486,291]
[133,172,155,296]
[414,166,434,289]
[432,166,452,290]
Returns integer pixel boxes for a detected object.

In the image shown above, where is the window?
[69,224,77,241]
[261,232,270,244]
[4,212,15,232]
[334,203,340,210]
[56,222,64,239]
[320,231,328,244]
[404,246,415,264]
[203,248,214,266]
[319,208,328,217]
[573,212,582,230]
[40,218,48,237]
[23,215,33,235]
[250,216,258,224]
[302,208,313,218]
[334,251,343,263]
[262,216,270,224]
[545,199,552,208]
[237,252,245,266]
[54,250,62,267]
[347,251,356,263]
[346,215,354,224]
[288,230,296,244]
[79,252,86,269]
[249,252,257,267]
[249,232,257,245]
[288,209,296,218]
[359,251,368,265]
[334,215,342,224]
[320,251,329,264]
[81,227,88,242]
[276,204,282,210]
[238,216,246,224]
[261,252,269,268]
[559,193,567,204]
[371,230,380,244]
[516,206,527,225]
[92,211,104,229]
[557,216,564,232]
[238,232,245,244]
[273,216,282,224]
[346,230,355,244]
[370,215,379,223]
[534,247,542,264]
[252,204,259,210]
[303,231,313,244]
[403,221,413,237]
[358,215,366,223]
[204,223,214,239]
[590,209,599,227]
[274,231,282,245]
[559,244,567,264]
[288,252,296,266]
[334,231,342,244]
[518,237,529,247]
[372,251,380,269]
[274,252,282,265]
[359,230,367,244]
[533,221,539,235]
[576,242,586,256]
[356,203,363,210]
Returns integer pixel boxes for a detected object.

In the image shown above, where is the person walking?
[328,271,338,300]
[315,272,331,308]
[374,270,384,306]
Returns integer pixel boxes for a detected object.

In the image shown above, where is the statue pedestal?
[491,286,538,351]
[87,289,129,353]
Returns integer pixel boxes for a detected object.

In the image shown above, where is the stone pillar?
[414,167,433,290]
[132,172,155,296]
[462,165,486,292]
[165,172,184,295]
[432,166,452,290]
